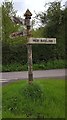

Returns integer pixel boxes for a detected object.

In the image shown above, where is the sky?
[0,0,66,18]
[12,0,66,18]
[13,0,54,17]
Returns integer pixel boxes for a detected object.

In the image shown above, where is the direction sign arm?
[10,16,23,25]
[9,31,23,38]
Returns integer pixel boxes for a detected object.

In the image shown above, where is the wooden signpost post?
[10,9,56,84]
[24,9,33,84]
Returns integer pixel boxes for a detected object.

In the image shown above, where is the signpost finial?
[24,9,32,18]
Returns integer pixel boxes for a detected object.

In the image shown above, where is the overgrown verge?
[2,59,66,72]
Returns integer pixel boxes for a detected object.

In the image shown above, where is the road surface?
[0,69,66,85]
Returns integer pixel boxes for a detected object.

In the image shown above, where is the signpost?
[24,9,56,84]
[28,38,56,44]
[10,9,56,84]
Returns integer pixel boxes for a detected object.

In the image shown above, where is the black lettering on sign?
[48,40,53,42]
[40,39,47,42]
[33,39,39,42]
[40,40,42,42]
[37,39,39,42]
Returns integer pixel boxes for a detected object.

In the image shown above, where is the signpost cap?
[24,9,32,17]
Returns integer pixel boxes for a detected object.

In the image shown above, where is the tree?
[2,1,17,42]
[2,1,18,64]
[0,6,2,41]
[2,1,27,65]
[34,1,65,60]
[64,7,67,59]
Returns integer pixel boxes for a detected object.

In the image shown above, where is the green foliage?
[2,63,28,72]
[2,79,65,118]
[0,6,2,39]
[2,1,17,42]
[32,27,45,38]
[2,59,66,72]
[2,43,27,65]
[33,59,65,70]
[39,1,64,36]
[34,1,66,61]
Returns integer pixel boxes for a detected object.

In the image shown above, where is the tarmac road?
[0,69,66,85]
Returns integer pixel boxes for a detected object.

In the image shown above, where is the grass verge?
[2,78,65,118]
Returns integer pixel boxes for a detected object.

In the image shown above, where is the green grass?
[2,79,65,118]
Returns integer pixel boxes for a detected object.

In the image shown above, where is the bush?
[2,63,28,72]
[2,59,66,72]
